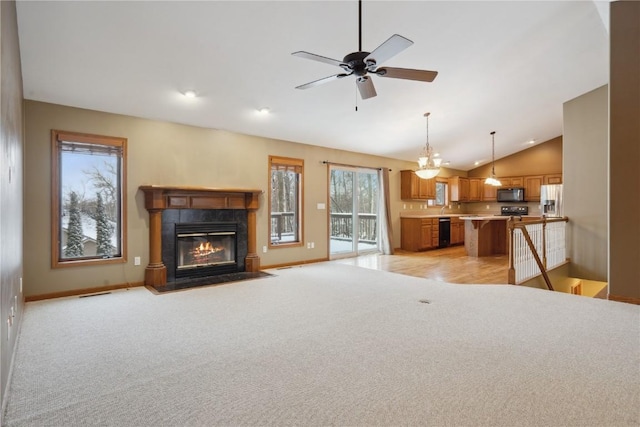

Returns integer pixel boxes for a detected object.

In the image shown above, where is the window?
[435,181,448,206]
[428,180,449,207]
[51,130,127,267]
[269,155,303,247]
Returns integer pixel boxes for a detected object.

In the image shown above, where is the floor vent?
[79,292,112,298]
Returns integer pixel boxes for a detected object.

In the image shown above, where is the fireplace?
[139,186,262,287]
[175,222,238,279]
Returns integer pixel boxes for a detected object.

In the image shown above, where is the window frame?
[51,130,128,268]
[268,155,304,249]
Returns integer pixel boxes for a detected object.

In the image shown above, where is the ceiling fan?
[292,0,438,100]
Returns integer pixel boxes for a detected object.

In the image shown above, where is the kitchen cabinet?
[500,176,524,187]
[449,176,470,202]
[482,182,497,201]
[450,217,465,245]
[468,178,482,201]
[524,175,544,201]
[400,170,436,200]
[401,217,439,251]
[544,174,562,185]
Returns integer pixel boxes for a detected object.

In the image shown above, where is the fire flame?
[192,242,223,257]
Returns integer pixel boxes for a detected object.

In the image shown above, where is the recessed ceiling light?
[183,90,197,98]
[528,139,536,144]
[474,161,481,166]
[257,107,270,115]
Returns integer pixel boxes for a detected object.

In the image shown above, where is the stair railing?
[507,216,569,290]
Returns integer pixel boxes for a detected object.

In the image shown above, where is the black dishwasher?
[438,217,451,248]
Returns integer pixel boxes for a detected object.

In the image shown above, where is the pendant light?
[415,112,441,179]
[485,131,502,186]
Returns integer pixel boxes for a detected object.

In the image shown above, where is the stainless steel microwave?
[497,187,525,202]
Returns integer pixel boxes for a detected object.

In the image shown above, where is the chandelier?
[415,112,441,179]
[485,131,502,186]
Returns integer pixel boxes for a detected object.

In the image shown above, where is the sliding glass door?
[329,166,380,259]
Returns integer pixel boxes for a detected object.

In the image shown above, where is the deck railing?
[508,216,569,289]
[330,213,377,243]
[270,212,378,243]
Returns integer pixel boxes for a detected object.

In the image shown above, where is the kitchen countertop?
[460,215,509,220]
[400,213,470,218]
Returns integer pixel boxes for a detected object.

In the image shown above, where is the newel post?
[507,218,516,284]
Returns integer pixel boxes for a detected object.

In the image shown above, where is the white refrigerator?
[540,184,563,217]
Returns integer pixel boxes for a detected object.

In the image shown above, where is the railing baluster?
[508,217,568,287]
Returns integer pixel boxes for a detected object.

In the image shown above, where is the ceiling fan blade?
[376,67,438,82]
[364,34,413,66]
[295,73,350,90]
[356,76,377,100]
[292,51,345,68]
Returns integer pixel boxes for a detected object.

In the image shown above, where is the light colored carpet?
[4,262,640,426]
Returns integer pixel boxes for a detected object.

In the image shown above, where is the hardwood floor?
[334,245,509,285]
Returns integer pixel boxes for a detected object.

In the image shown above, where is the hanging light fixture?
[415,112,441,179]
[485,131,502,186]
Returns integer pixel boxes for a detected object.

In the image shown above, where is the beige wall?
[24,100,434,298]
[609,1,640,300]
[563,85,608,282]
[0,0,24,418]
[467,136,562,179]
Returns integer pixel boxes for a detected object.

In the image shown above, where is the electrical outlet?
[262,246,267,253]
[134,256,141,266]
[307,242,311,249]
[311,242,315,249]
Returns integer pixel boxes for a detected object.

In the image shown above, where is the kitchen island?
[461,216,510,257]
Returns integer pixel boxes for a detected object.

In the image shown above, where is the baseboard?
[262,257,329,270]
[1,299,24,427]
[608,294,640,305]
[25,282,144,302]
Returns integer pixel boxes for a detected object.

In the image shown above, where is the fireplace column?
[145,209,167,286]
[245,192,260,272]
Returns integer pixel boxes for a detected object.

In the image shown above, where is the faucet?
[440,205,446,215]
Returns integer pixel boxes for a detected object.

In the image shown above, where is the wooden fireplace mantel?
[139,185,263,286]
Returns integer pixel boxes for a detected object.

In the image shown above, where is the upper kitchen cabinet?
[524,175,544,201]
[468,178,482,201]
[544,174,563,185]
[400,170,436,200]
[449,176,470,202]
[500,176,524,187]
[483,182,498,201]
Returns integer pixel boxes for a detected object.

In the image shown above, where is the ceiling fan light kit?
[415,112,441,180]
[485,131,502,186]
[292,0,438,100]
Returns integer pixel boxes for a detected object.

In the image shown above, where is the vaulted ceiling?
[16,1,609,170]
